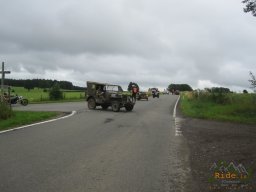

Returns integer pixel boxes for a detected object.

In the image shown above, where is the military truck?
[151,88,160,98]
[86,81,135,112]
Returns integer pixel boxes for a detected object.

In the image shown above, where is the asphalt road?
[0,95,193,192]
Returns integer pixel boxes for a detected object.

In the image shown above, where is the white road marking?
[173,95,180,118]
[175,117,183,136]
[0,111,76,134]
[173,96,183,136]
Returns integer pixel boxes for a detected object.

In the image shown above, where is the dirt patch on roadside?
[179,115,256,191]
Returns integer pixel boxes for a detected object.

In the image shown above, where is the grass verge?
[180,93,256,124]
[0,111,61,131]
[9,86,85,103]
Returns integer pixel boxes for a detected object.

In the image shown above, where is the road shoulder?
[177,105,256,191]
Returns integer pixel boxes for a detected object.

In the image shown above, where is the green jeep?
[86,81,135,112]
[137,91,149,101]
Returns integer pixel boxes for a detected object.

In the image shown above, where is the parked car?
[86,81,135,112]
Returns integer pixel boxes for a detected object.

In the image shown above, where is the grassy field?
[180,91,256,124]
[0,111,61,131]
[9,87,85,103]
[0,86,82,131]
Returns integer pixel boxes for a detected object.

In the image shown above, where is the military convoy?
[86,81,166,112]
[86,81,135,112]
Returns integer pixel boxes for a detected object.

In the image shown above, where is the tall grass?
[10,87,85,103]
[0,102,14,120]
[181,91,256,124]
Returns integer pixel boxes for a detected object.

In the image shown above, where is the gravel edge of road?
[176,102,256,192]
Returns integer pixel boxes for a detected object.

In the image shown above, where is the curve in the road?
[0,110,76,134]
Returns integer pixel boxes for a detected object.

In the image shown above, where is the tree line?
[167,84,233,93]
[168,84,193,92]
[5,79,85,91]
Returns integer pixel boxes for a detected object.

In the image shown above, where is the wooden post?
[8,86,11,109]
[1,62,4,97]
[0,62,11,102]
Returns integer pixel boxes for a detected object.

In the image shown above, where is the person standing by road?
[131,85,138,102]
[128,82,140,103]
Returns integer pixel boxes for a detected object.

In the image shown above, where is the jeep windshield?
[105,85,123,92]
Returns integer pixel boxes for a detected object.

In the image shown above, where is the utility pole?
[0,62,11,102]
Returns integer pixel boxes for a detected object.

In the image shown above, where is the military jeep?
[151,88,160,98]
[86,81,135,112]
[137,91,149,101]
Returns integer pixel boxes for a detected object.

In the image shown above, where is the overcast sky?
[1,0,256,91]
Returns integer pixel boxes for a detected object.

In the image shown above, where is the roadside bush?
[252,93,256,104]
[181,91,256,124]
[192,90,209,101]
[49,83,63,100]
[210,92,231,104]
[190,90,231,104]
[0,102,13,120]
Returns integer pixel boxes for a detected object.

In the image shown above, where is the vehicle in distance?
[137,91,149,101]
[151,88,160,98]
[86,81,135,112]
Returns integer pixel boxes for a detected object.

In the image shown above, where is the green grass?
[0,111,61,131]
[180,92,256,124]
[9,87,85,103]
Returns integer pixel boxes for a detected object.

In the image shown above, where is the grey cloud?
[1,0,256,91]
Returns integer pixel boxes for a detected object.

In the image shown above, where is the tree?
[24,79,34,91]
[242,0,256,16]
[59,81,73,90]
[49,82,63,100]
[211,87,231,93]
[167,84,193,92]
[249,71,256,92]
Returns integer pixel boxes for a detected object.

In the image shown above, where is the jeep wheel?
[112,101,120,112]
[125,103,134,111]
[88,98,96,109]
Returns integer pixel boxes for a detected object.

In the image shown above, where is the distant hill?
[5,79,85,90]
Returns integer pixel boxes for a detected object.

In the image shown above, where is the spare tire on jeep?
[88,97,96,109]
